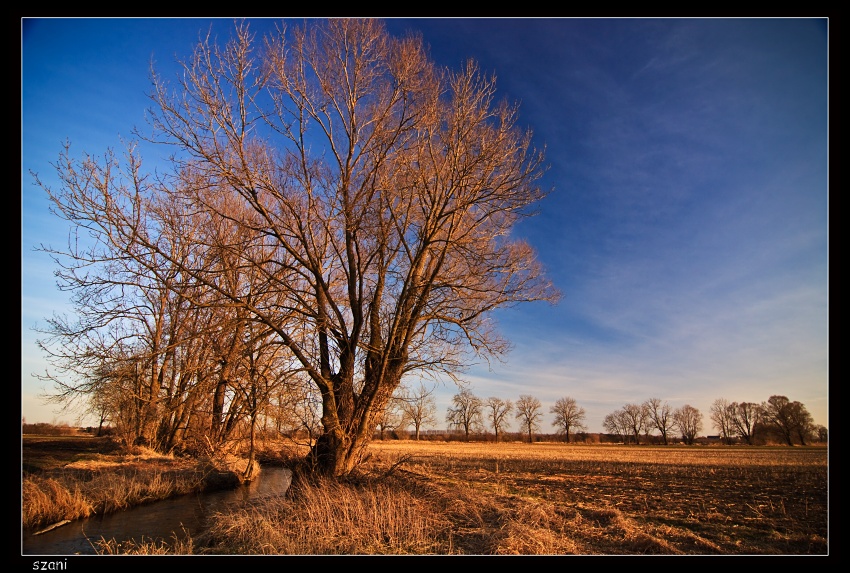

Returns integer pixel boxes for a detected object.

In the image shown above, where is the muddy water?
[22,466,292,556]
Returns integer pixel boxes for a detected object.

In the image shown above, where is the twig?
[383,454,414,478]
[33,519,71,535]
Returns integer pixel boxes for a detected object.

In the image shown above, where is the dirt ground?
[368,441,829,555]
[22,435,123,474]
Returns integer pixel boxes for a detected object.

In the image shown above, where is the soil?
[22,434,123,474]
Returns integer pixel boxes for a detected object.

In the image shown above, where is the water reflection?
[22,466,292,556]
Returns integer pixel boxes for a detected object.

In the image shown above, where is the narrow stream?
[22,466,292,556]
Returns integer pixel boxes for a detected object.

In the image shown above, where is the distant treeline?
[370,429,826,445]
[21,422,92,436]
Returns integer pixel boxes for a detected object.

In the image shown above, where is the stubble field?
[21,435,828,555]
[359,440,828,554]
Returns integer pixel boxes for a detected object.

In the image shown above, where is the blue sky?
[21,18,828,434]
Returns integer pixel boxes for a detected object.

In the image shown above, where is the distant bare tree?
[729,401,761,445]
[394,381,438,440]
[550,397,586,443]
[515,395,542,443]
[295,388,323,445]
[485,397,513,442]
[710,398,736,445]
[672,404,703,445]
[619,403,650,445]
[446,389,484,441]
[787,401,815,445]
[603,410,629,443]
[375,400,405,441]
[760,395,814,446]
[643,398,673,445]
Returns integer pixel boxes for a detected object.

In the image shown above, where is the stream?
[22,466,292,556]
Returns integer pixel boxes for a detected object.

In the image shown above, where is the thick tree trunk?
[308,426,369,476]
[307,366,403,476]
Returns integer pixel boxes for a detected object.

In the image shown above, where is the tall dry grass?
[22,475,93,528]
[21,446,248,531]
[22,468,194,531]
[192,457,608,555]
[200,474,448,554]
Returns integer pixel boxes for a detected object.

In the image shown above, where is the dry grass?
[22,475,93,528]
[365,441,828,555]
[92,529,195,555]
[22,436,828,555]
[177,440,825,555]
[198,475,447,554]
[22,437,256,532]
[22,460,201,531]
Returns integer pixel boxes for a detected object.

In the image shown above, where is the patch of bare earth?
[367,442,827,555]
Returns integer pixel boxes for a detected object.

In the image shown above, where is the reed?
[201,475,447,554]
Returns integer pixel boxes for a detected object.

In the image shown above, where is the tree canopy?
[34,19,558,476]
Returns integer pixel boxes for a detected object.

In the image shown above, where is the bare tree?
[760,395,794,445]
[603,410,629,443]
[34,19,558,476]
[485,397,513,442]
[618,403,649,445]
[446,389,484,441]
[760,395,814,446]
[672,404,703,445]
[32,154,296,455]
[788,401,816,446]
[290,383,323,446]
[710,398,736,445]
[32,190,204,450]
[233,321,293,478]
[550,397,586,443]
[375,399,405,441]
[515,395,542,443]
[394,381,438,440]
[729,401,761,445]
[643,398,674,445]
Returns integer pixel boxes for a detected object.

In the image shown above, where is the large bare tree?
[550,396,586,443]
[35,19,558,476]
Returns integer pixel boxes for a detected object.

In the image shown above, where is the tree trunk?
[245,413,256,481]
[308,427,372,476]
[306,367,402,476]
